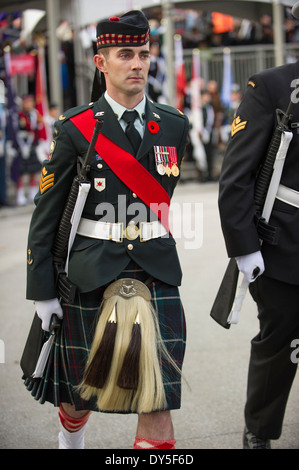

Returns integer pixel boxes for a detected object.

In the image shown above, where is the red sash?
[70,109,171,232]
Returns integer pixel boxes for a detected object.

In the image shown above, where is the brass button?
[127,244,134,251]
[132,192,137,198]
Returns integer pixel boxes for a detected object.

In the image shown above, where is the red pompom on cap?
[109,16,120,22]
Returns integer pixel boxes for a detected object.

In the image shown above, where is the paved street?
[0,181,298,449]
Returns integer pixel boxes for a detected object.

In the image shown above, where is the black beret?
[96,10,150,49]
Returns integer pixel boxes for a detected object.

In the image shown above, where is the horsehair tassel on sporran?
[81,305,117,389]
[117,311,141,390]
[78,278,181,413]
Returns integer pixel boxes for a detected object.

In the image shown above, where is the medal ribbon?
[163,146,169,166]
[70,109,171,233]
[168,147,178,167]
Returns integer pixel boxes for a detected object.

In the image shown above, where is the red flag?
[10,53,35,75]
[212,12,234,34]
[174,34,187,112]
[189,49,207,172]
[35,46,51,143]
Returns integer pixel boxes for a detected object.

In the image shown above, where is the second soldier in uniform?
[218,2,299,450]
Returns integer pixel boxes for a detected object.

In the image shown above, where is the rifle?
[210,89,297,329]
[52,117,104,303]
[20,118,103,381]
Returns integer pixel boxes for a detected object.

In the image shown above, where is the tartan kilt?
[23,262,187,412]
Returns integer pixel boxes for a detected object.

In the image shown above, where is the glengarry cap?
[96,10,150,49]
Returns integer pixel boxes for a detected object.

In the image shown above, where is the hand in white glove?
[236,250,265,283]
[35,298,63,332]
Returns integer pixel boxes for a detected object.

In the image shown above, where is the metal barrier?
[184,43,299,92]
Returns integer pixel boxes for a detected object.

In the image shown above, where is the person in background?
[47,103,60,135]
[146,42,164,102]
[199,89,215,182]
[207,79,224,153]
[16,95,42,206]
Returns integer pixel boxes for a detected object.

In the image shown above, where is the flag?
[174,34,187,112]
[212,12,234,34]
[190,49,203,133]
[221,48,233,109]
[189,49,207,171]
[10,53,35,76]
[3,47,22,183]
[21,9,46,45]
[0,80,7,203]
[35,45,51,143]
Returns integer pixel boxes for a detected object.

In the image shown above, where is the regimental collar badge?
[231,116,247,137]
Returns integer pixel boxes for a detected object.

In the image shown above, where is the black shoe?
[243,427,271,449]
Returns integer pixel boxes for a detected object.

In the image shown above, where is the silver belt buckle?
[125,220,139,241]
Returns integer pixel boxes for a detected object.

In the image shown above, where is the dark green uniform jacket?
[26,96,189,300]
[219,60,299,285]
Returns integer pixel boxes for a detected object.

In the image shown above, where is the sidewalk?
[0,182,298,449]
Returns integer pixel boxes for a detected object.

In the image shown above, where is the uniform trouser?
[246,276,299,440]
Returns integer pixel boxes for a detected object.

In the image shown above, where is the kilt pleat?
[23,262,186,412]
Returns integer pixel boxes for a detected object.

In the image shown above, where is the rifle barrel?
[80,118,103,179]
[51,118,104,303]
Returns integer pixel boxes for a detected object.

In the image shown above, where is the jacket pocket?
[71,234,102,251]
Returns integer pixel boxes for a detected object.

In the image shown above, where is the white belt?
[77,218,168,243]
[276,184,299,208]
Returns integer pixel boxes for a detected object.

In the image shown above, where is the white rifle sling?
[65,181,91,275]
[228,130,293,325]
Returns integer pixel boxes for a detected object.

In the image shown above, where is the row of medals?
[155,148,180,177]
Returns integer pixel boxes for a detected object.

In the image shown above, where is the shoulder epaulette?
[57,102,95,123]
[154,102,185,118]
[248,80,256,88]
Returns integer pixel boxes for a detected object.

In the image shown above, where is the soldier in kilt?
[23,10,189,449]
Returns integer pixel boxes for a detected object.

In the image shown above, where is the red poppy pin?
[148,121,160,134]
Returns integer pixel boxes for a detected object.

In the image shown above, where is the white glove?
[236,250,265,283]
[35,298,63,332]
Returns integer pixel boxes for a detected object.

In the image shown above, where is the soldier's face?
[95,44,150,99]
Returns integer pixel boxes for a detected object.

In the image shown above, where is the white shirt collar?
[104,91,146,123]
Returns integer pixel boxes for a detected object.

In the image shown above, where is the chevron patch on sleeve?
[39,167,54,194]
[231,116,247,137]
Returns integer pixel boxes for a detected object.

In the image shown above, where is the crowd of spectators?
[147,6,299,48]
[1,6,299,205]
[2,6,299,90]
[2,6,299,56]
